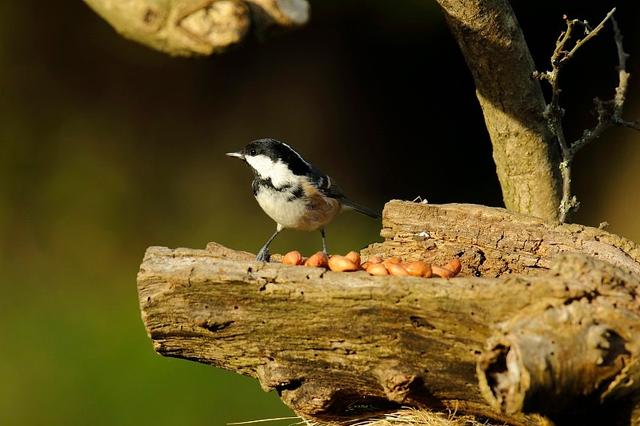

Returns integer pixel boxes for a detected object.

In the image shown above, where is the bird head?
[226,138,310,186]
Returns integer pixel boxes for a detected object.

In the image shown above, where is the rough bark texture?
[362,201,640,278]
[83,0,309,56]
[434,0,562,222]
[137,202,640,426]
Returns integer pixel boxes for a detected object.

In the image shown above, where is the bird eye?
[249,149,257,156]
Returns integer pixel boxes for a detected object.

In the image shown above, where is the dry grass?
[344,408,498,426]
[230,408,502,426]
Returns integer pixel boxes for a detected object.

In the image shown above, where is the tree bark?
[363,201,640,278]
[137,202,640,425]
[434,0,562,222]
[83,0,309,56]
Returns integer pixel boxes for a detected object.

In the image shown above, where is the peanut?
[282,250,303,266]
[383,257,402,269]
[328,255,359,272]
[304,251,329,268]
[432,265,454,279]
[387,263,409,276]
[366,263,389,276]
[345,251,361,267]
[404,261,432,277]
[445,258,462,276]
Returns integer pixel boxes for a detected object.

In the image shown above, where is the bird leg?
[320,228,328,255]
[256,227,281,262]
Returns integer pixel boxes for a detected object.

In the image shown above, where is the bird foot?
[256,248,271,262]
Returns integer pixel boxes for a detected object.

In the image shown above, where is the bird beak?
[226,151,245,160]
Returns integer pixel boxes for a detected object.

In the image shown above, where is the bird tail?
[341,198,380,219]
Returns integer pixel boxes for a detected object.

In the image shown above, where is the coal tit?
[227,138,379,261]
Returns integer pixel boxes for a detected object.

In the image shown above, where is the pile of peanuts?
[281,250,461,278]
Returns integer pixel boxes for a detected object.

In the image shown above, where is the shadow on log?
[137,201,640,425]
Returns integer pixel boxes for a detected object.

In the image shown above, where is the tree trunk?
[137,201,640,425]
[434,0,562,222]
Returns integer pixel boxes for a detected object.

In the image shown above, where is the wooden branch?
[83,0,309,56]
[137,202,640,425]
[363,201,640,278]
[433,0,562,222]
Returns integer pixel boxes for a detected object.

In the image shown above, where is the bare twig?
[535,9,615,221]
[534,8,639,223]
[616,119,640,131]
[612,16,630,112]
[610,16,640,132]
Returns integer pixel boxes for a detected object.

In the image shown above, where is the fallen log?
[137,202,640,425]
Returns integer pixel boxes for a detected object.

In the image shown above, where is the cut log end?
[478,302,638,417]
[477,341,529,415]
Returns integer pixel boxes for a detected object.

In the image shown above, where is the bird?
[226,138,379,261]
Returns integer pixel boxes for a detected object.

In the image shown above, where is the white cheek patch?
[245,154,297,188]
[244,154,272,176]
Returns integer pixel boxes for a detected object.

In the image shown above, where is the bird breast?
[254,180,341,231]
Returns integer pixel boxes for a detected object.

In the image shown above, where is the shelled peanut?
[405,261,432,277]
[282,250,304,266]
[304,251,329,268]
[280,250,462,279]
[366,263,388,276]
[328,255,359,272]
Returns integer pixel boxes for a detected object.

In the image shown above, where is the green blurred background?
[0,1,638,425]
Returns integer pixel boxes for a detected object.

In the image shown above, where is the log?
[137,202,640,425]
[363,201,640,278]
[83,0,309,56]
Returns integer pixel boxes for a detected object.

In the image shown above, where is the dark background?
[1,1,638,425]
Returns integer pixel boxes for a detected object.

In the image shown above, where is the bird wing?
[308,169,380,219]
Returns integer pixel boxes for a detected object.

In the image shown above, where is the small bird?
[227,138,379,261]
